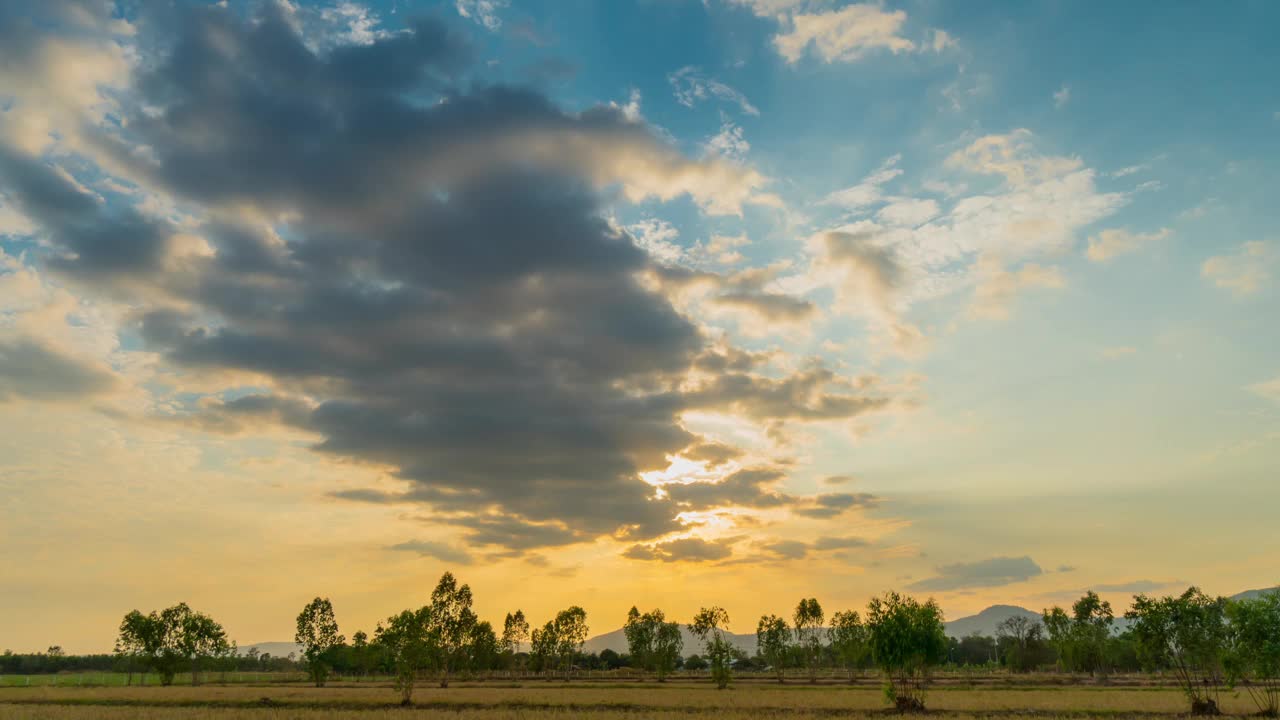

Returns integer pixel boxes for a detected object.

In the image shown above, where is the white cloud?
[669,67,760,116]
[627,219,684,265]
[1248,376,1280,403]
[968,257,1065,320]
[704,119,751,161]
[1201,241,1272,296]
[1110,164,1146,178]
[773,4,916,64]
[455,0,507,30]
[820,154,903,210]
[1086,227,1171,262]
[877,198,939,227]
[929,29,956,52]
[318,2,387,45]
[1053,84,1071,108]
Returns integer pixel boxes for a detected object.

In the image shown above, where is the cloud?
[812,535,870,551]
[820,154,903,209]
[1053,85,1071,108]
[388,540,474,565]
[1100,346,1138,359]
[968,258,1065,320]
[792,492,878,518]
[0,337,119,402]
[669,67,760,116]
[0,1,903,556]
[814,229,924,354]
[1247,376,1280,403]
[908,555,1044,591]
[1085,579,1177,593]
[762,540,810,559]
[1086,228,1170,262]
[704,119,752,161]
[773,4,916,64]
[1202,241,1272,296]
[622,536,735,563]
[455,0,508,31]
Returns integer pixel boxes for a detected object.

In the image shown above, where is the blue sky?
[0,0,1277,651]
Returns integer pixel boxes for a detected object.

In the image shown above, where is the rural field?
[0,679,1266,719]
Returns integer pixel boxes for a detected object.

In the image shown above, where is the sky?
[0,0,1277,654]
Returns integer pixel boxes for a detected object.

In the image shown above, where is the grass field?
[0,679,1264,718]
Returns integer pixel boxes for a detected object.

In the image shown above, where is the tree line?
[107,577,1280,715]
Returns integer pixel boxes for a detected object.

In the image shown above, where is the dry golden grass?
[0,681,1263,718]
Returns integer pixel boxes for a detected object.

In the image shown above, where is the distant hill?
[944,605,1041,639]
[239,641,302,658]
[1230,586,1279,601]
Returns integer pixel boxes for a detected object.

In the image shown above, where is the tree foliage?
[1126,587,1230,715]
[295,597,344,687]
[115,604,228,686]
[866,591,947,712]
[690,606,733,689]
[625,607,681,681]
[1226,591,1280,717]
[756,614,790,683]
[793,598,824,683]
[428,572,477,687]
[828,610,869,682]
[375,607,433,705]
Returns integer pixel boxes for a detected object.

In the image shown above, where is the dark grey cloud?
[792,492,879,518]
[710,291,817,323]
[0,1,896,553]
[811,535,870,551]
[622,536,735,563]
[388,540,474,565]
[0,338,118,402]
[761,540,809,559]
[1086,580,1176,593]
[909,556,1044,592]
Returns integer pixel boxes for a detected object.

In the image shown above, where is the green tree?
[651,616,683,682]
[624,607,681,681]
[756,614,790,683]
[866,591,947,712]
[996,615,1045,673]
[1226,592,1280,716]
[115,610,163,686]
[794,598,825,683]
[296,597,345,687]
[502,610,530,655]
[467,620,500,675]
[624,607,655,678]
[552,606,589,680]
[1043,591,1114,677]
[349,630,374,681]
[375,607,433,705]
[1126,587,1230,715]
[150,603,228,686]
[530,622,557,679]
[828,610,869,683]
[428,572,477,687]
[690,606,733,689]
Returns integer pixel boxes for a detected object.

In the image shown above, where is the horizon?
[1,0,1278,656]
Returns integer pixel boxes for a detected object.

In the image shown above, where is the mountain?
[583,625,756,655]
[944,605,1041,639]
[1230,586,1279,601]
[239,641,302,658]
